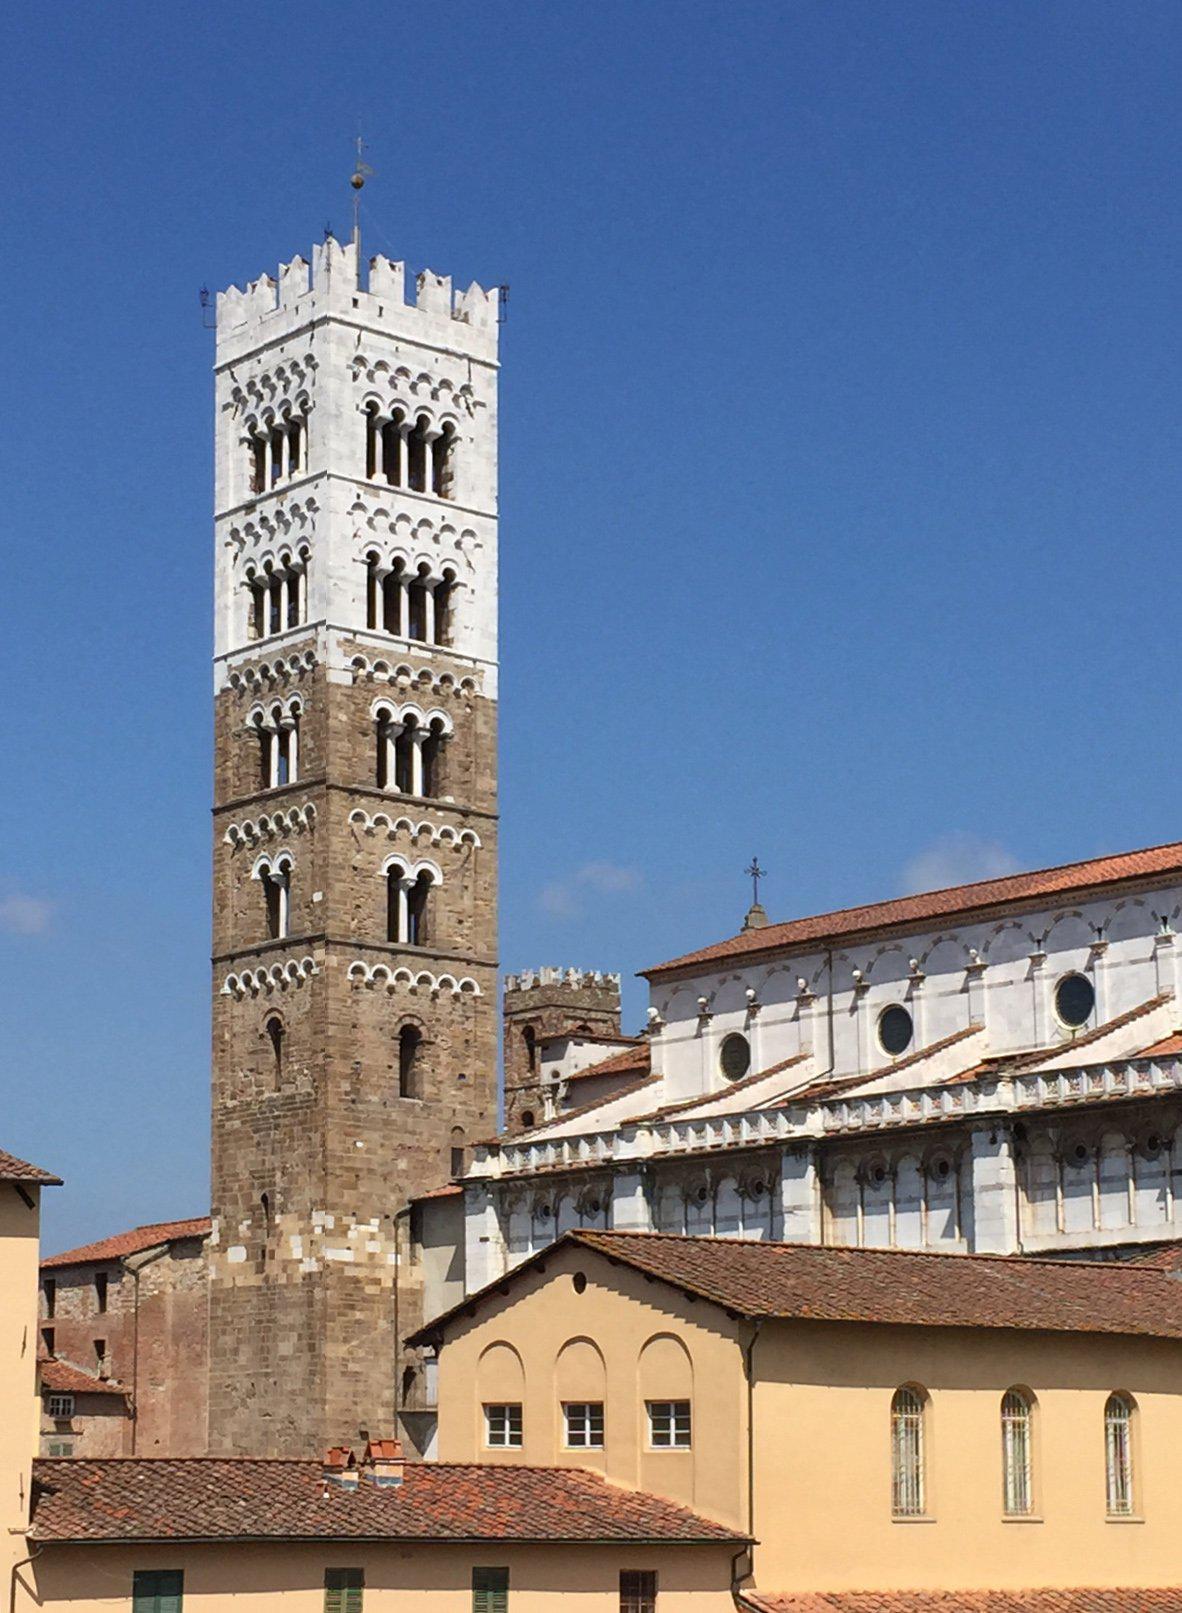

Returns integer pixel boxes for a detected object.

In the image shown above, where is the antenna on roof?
[351,132,375,256]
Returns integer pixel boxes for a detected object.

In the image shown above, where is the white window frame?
[1105,1392,1135,1517]
[483,1402,522,1449]
[46,1393,75,1420]
[646,1399,691,1450]
[563,1401,604,1449]
[891,1386,927,1517]
[1001,1389,1033,1516]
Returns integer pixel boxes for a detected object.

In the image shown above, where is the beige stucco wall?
[432,1244,1182,1595]
[434,1240,748,1531]
[2,1183,42,1579]
[23,1541,737,1613]
[753,1319,1182,1594]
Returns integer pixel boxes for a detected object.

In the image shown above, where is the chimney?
[323,1447,359,1489]
[362,1438,405,1487]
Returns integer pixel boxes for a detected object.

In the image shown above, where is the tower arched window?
[407,869,433,946]
[246,552,308,642]
[1001,1389,1034,1515]
[450,1125,466,1177]
[386,862,436,946]
[1105,1392,1135,1516]
[248,409,306,494]
[890,1386,927,1517]
[523,1026,537,1074]
[259,855,292,941]
[398,1025,422,1099]
[255,701,301,790]
[265,1015,285,1082]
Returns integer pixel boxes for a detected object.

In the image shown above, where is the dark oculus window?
[1055,972,1095,1029]
[719,1032,751,1081]
[877,1003,914,1057]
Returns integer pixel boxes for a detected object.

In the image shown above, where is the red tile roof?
[42,1217,211,1270]
[411,1230,1182,1348]
[412,1183,464,1202]
[647,839,1182,979]
[564,1041,651,1084]
[30,1458,747,1545]
[1138,1031,1182,1058]
[1131,1242,1182,1270]
[740,1592,1182,1611]
[39,1359,127,1399]
[0,1148,62,1186]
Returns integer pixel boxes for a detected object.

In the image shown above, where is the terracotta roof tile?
[740,1592,1182,1611]
[1137,1030,1182,1058]
[412,1183,464,1202]
[42,1217,211,1270]
[411,1230,1182,1347]
[39,1359,127,1399]
[565,1042,651,1084]
[0,1148,62,1185]
[1130,1241,1182,1270]
[30,1458,747,1545]
[648,839,1182,979]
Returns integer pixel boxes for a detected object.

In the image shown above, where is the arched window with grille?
[890,1386,927,1517]
[1105,1392,1135,1517]
[1001,1389,1034,1515]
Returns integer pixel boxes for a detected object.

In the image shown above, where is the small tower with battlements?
[502,968,622,1129]
[209,234,500,1456]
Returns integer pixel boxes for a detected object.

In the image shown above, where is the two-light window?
[646,1399,691,1449]
[484,1403,523,1448]
[324,1569,363,1613]
[564,1401,604,1449]
[132,1571,183,1613]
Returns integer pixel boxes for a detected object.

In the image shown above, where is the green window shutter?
[325,1568,364,1613]
[132,1570,184,1613]
[472,1566,509,1613]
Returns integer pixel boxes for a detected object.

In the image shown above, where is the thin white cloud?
[900,833,1021,896]
[537,861,642,920]
[0,893,54,936]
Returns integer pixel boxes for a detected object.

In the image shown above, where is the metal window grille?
[646,1400,691,1449]
[46,1393,75,1420]
[1001,1390,1033,1515]
[891,1387,926,1517]
[564,1401,605,1449]
[483,1403,523,1448]
[620,1570,658,1613]
[1105,1393,1134,1516]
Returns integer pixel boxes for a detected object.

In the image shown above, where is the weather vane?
[746,857,765,907]
[351,133,375,251]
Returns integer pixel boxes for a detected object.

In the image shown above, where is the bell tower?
[208,235,500,1456]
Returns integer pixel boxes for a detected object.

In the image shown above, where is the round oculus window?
[877,1004,914,1057]
[1055,972,1095,1028]
[720,1032,751,1082]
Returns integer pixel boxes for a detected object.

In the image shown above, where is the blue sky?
[2,1,1180,1251]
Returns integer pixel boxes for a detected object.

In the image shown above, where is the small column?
[295,565,306,625]
[397,877,410,944]
[262,431,273,488]
[278,874,289,938]
[394,422,407,487]
[424,428,440,496]
[278,573,290,633]
[373,417,385,482]
[279,425,290,481]
[385,721,400,791]
[287,720,299,782]
[268,730,280,789]
[410,730,424,797]
[423,581,437,646]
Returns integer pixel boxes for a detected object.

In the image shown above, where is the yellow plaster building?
[412,1229,1182,1607]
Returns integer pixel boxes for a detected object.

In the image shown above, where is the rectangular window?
[43,1278,56,1319]
[95,1272,109,1314]
[564,1401,605,1449]
[46,1394,75,1420]
[132,1570,184,1613]
[47,1440,74,1458]
[472,1567,509,1613]
[620,1571,658,1613]
[324,1568,364,1613]
[484,1403,523,1448]
[646,1400,691,1449]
